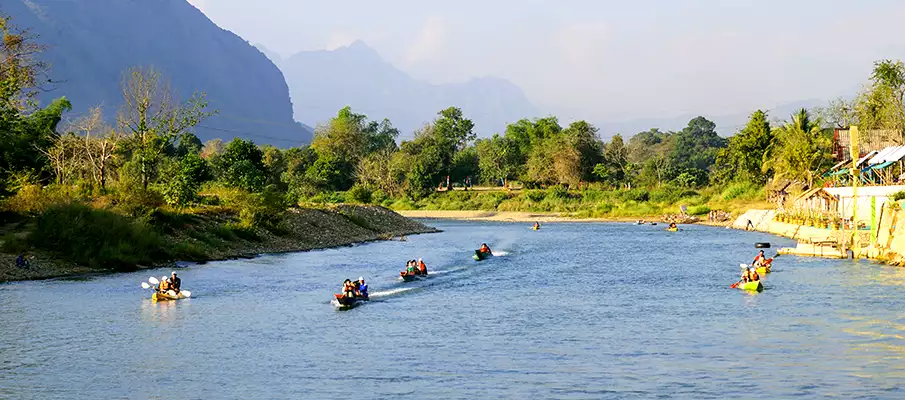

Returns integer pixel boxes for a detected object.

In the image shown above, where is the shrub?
[524,190,547,202]
[25,203,170,270]
[893,191,905,201]
[721,182,761,201]
[548,185,570,199]
[687,205,711,216]
[346,185,373,204]
[621,188,650,202]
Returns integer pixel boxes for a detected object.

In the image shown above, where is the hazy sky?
[188,0,905,123]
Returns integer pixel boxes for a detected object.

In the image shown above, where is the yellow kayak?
[756,266,771,275]
[737,281,764,292]
[665,227,678,232]
[152,290,188,302]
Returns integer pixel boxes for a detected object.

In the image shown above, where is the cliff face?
[2,0,311,146]
[281,41,538,138]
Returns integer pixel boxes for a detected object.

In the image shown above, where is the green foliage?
[687,205,711,216]
[346,184,373,204]
[163,152,211,206]
[214,138,268,192]
[893,191,905,201]
[762,109,831,187]
[19,203,171,270]
[713,110,773,185]
[721,182,762,201]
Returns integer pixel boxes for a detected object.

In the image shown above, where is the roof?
[793,187,837,203]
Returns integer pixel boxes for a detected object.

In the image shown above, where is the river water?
[2,220,905,399]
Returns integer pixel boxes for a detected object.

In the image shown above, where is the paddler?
[752,250,767,268]
[158,277,172,293]
[358,277,368,298]
[533,222,540,230]
[418,258,427,275]
[170,272,181,294]
[668,222,677,229]
[406,260,417,275]
[479,243,491,254]
[342,279,355,298]
[740,267,760,283]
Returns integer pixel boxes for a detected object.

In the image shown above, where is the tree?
[214,138,267,192]
[713,110,773,185]
[763,108,832,187]
[476,134,520,186]
[163,152,210,206]
[0,14,49,113]
[117,67,214,190]
[669,116,726,184]
[855,59,905,141]
[70,107,119,191]
[562,121,604,183]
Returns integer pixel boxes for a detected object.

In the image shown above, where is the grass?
[377,184,772,219]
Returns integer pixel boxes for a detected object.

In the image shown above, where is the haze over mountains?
[267,41,538,138]
[3,0,310,146]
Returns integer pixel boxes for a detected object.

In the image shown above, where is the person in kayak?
[668,222,677,229]
[533,222,540,230]
[740,267,760,283]
[479,243,492,254]
[358,277,368,298]
[417,258,427,275]
[158,277,172,293]
[752,250,767,267]
[342,279,355,298]
[170,272,181,294]
[406,260,417,275]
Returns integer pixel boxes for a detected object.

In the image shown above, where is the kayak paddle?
[149,276,160,285]
[141,282,152,289]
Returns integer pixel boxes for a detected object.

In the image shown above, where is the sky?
[188,0,905,124]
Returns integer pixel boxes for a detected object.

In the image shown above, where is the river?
[2,220,905,399]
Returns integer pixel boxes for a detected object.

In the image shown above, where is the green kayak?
[737,281,763,292]
[473,250,492,261]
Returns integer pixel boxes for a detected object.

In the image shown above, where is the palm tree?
[762,108,831,188]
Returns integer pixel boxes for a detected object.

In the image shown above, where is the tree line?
[4,11,905,216]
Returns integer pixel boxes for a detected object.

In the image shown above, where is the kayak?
[399,271,427,281]
[755,266,771,275]
[737,281,764,292]
[473,250,493,261]
[332,293,368,309]
[665,227,678,232]
[152,290,188,302]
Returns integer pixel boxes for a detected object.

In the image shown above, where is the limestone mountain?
[280,40,538,138]
[2,0,311,146]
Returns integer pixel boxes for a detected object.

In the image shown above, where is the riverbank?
[0,204,438,283]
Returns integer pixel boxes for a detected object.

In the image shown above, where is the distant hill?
[2,0,311,147]
[280,40,538,138]
[589,99,829,139]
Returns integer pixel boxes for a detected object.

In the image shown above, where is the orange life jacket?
[418,261,427,273]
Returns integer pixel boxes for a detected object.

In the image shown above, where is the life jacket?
[158,281,169,291]
[418,261,427,273]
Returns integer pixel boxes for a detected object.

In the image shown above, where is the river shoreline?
[0,205,439,283]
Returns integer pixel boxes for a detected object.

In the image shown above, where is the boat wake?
[493,251,510,257]
[369,287,415,298]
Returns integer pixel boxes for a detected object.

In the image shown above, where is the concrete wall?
[826,185,905,223]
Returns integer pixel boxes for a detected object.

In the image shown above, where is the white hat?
[418,258,422,262]
[171,271,177,275]
[359,277,364,281]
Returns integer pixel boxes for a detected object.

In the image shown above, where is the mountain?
[2,0,311,147]
[280,40,538,138]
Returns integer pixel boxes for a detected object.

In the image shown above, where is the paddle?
[141,282,152,289]
[731,263,749,288]
[149,276,160,285]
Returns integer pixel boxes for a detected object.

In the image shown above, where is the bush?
[687,205,711,216]
[721,182,761,201]
[621,188,650,202]
[893,191,905,201]
[548,185,570,199]
[24,203,170,270]
[346,185,373,204]
[524,190,547,202]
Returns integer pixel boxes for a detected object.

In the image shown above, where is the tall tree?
[117,67,213,190]
[476,134,520,185]
[713,110,773,185]
[763,108,831,187]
